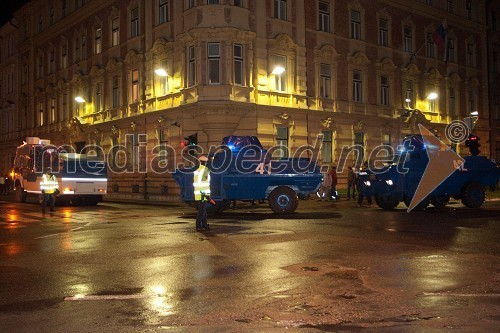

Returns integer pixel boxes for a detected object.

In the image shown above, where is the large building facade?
[0,0,494,202]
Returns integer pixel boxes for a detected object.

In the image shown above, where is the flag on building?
[433,20,448,61]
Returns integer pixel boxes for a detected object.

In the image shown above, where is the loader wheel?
[269,186,298,214]
[375,193,400,210]
[461,183,485,209]
[431,196,450,208]
[15,186,26,203]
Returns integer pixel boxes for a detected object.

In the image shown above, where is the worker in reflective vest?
[40,167,59,214]
[193,155,211,231]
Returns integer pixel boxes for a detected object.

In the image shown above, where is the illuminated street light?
[74,96,86,103]
[271,66,285,75]
[427,92,438,100]
[470,111,479,116]
[155,68,168,77]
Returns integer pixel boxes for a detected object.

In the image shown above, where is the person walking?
[317,169,332,201]
[193,155,211,231]
[346,166,356,199]
[40,167,59,214]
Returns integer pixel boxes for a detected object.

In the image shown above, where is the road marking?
[65,294,151,301]
[423,292,500,298]
[34,227,84,239]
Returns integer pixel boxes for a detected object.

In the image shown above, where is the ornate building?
[0,0,493,202]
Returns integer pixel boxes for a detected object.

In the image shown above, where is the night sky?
[0,1,29,27]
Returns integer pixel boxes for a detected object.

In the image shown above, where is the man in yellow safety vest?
[40,167,59,214]
[193,155,211,231]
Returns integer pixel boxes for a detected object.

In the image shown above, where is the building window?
[469,93,475,113]
[354,132,364,164]
[403,26,413,53]
[112,18,120,46]
[112,76,119,108]
[159,0,169,24]
[23,63,28,84]
[208,42,220,85]
[234,0,243,7]
[429,96,436,113]
[132,69,139,102]
[426,32,435,58]
[157,59,168,95]
[273,55,287,92]
[37,55,43,79]
[351,10,361,40]
[95,27,102,54]
[274,0,287,20]
[426,0,433,4]
[61,43,68,69]
[187,0,195,9]
[447,39,455,63]
[319,1,330,33]
[466,43,474,67]
[380,75,389,106]
[50,98,56,123]
[466,0,472,19]
[449,87,456,116]
[131,8,139,38]
[234,44,244,86]
[50,7,55,25]
[188,46,195,87]
[39,102,44,126]
[49,49,55,74]
[276,126,289,158]
[382,134,391,146]
[322,130,332,163]
[405,80,414,109]
[95,82,102,112]
[379,18,388,47]
[319,63,331,99]
[62,0,67,17]
[81,35,86,60]
[447,0,453,13]
[352,70,362,102]
[494,51,498,74]
[208,0,220,4]
[75,37,81,62]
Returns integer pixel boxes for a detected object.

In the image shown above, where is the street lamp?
[426,92,438,100]
[74,96,86,103]
[271,66,285,75]
[154,68,168,77]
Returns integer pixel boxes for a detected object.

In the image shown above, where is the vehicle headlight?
[364,181,371,186]
[385,179,393,186]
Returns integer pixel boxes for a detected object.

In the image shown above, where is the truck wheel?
[207,199,230,215]
[15,186,26,203]
[375,194,399,210]
[431,196,450,208]
[461,183,485,209]
[269,186,298,214]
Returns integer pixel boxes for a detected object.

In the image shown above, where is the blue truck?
[358,134,500,211]
[172,136,323,214]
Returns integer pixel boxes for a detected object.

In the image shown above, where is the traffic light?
[465,134,481,156]
[183,133,198,156]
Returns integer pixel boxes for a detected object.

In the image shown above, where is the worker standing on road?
[329,166,338,200]
[357,162,372,207]
[346,166,356,200]
[193,156,211,231]
[40,167,59,214]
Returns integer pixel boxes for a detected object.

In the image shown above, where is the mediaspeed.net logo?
[407,119,476,212]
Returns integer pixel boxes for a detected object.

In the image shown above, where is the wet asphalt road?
[0,196,499,332]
